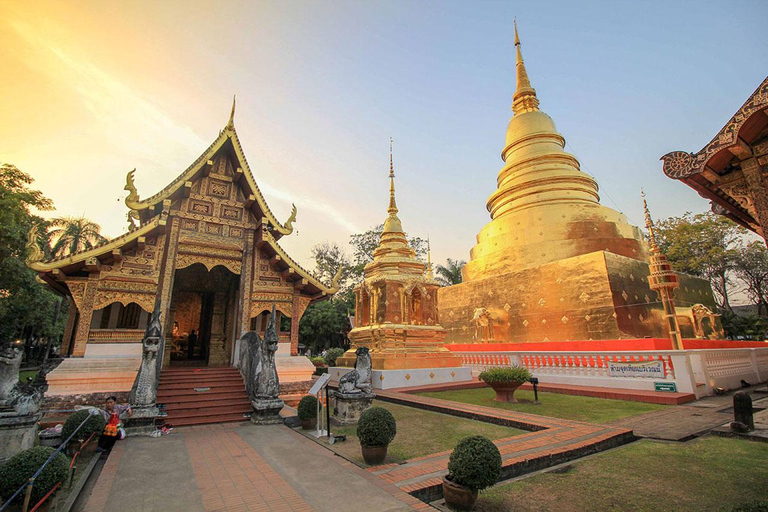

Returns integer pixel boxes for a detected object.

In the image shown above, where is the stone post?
[730,391,754,433]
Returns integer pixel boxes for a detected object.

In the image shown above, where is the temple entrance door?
[169,264,240,367]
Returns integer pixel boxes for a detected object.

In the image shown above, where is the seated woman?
[97,396,132,452]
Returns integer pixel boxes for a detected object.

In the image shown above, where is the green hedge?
[478,366,531,385]
[309,356,326,367]
[447,436,502,491]
[61,410,106,442]
[357,407,396,447]
[297,395,318,421]
[0,446,69,505]
[324,348,345,367]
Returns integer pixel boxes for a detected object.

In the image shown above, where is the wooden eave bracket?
[112,249,123,262]
[245,194,256,208]
[293,278,308,290]
[728,137,754,160]
[203,159,214,176]
[137,236,146,250]
[183,181,193,197]
[83,257,101,272]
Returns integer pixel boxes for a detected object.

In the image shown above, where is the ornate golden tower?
[642,192,683,350]
[337,141,465,377]
[438,24,720,344]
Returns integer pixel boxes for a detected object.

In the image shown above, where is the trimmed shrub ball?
[61,409,106,442]
[323,348,345,367]
[297,395,318,421]
[0,446,69,505]
[447,436,502,491]
[478,365,532,385]
[357,407,396,447]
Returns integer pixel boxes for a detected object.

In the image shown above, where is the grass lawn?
[18,369,38,383]
[309,400,526,466]
[417,387,667,424]
[474,437,768,512]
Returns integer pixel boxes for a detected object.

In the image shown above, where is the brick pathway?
[371,389,635,502]
[81,423,423,512]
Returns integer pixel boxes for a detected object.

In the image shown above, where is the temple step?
[167,413,252,427]
[155,367,251,427]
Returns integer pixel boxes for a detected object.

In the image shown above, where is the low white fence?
[455,347,768,398]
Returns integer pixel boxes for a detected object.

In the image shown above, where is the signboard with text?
[654,382,677,392]
[607,360,664,379]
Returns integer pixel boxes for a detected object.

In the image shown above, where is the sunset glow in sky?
[1,1,766,270]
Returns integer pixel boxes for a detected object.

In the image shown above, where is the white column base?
[329,366,472,390]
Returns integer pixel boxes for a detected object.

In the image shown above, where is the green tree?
[435,258,465,286]
[48,216,108,257]
[311,241,355,308]
[733,241,768,316]
[298,300,350,353]
[654,212,746,310]
[0,164,65,346]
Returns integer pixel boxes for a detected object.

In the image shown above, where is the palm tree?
[435,258,466,286]
[48,216,108,257]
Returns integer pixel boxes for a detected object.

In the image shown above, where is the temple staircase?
[157,367,252,427]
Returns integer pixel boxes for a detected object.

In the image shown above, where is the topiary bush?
[447,436,502,491]
[0,446,69,505]
[297,395,318,421]
[310,356,326,367]
[478,366,531,385]
[357,407,396,447]
[61,410,106,442]
[324,348,345,367]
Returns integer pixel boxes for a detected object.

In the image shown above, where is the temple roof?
[125,99,297,238]
[661,77,768,233]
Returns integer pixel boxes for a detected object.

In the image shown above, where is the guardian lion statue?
[338,347,373,394]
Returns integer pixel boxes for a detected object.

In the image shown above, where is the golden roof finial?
[227,94,236,129]
[388,137,398,216]
[641,189,661,254]
[426,237,435,280]
[512,20,540,115]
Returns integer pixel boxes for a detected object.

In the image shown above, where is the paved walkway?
[609,388,768,441]
[80,423,426,512]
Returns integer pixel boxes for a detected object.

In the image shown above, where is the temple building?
[439,24,723,345]
[661,77,768,243]
[334,143,470,388]
[27,102,339,397]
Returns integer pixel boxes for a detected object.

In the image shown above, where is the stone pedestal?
[0,412,43,463]
[332,391,375,426]
[124,405,158,436]
[250,398,284,425]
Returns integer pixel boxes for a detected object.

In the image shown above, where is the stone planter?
[361,444,388,465]
[442,475,478,511]
[487,381,523,403]
[300,417,316,430]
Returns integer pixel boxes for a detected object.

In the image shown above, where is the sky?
[1,0,767,274]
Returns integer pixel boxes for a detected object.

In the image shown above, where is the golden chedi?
[439,24,721,344]
[336,143,469,388]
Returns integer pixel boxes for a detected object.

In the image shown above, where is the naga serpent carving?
[124,169,142,210]
[272,203,297,235]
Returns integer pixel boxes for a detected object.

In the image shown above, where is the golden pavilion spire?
[426,237,435,280]
[641,189,661,254]
[388,137,398,216]
[512,20,540,115]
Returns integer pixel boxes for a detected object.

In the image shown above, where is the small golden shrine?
[336,142,464,374]
[439,24,722,344]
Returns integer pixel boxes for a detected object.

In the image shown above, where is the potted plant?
[356,407,396,465]
[443,436,502,511]
[297,395,318,430]
[478,366,532,403]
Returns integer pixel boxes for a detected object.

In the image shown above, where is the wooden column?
[742,157,768,243]
[59,296,77,356]
[157,218,181,367]
[71,274,99,357]
[290,295,312,356]
[238,229,255,336]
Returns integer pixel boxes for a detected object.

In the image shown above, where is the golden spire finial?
[512,20,540,115]
[641,189,661,254]
[388,137,398,216]
[227,94,236,129]
[426,237,435,279]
